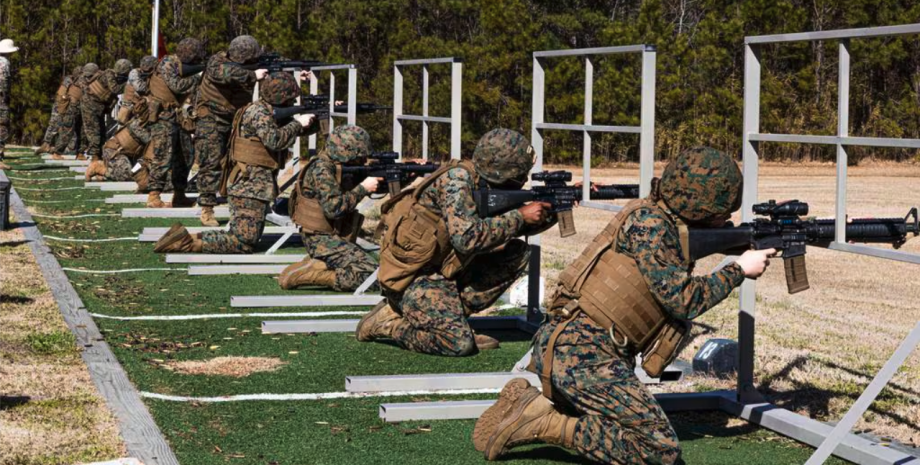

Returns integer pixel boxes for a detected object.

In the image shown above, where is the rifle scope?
[532,171,572,183]
[370,151,399,160]
[753,200,809,217]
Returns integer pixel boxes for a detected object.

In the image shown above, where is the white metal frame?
[734,24,920,464]
[304,64,359,164]
[392,57,463,161]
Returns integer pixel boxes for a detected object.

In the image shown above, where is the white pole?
[151,0,159,56]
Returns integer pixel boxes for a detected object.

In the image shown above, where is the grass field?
[8,148,917,464]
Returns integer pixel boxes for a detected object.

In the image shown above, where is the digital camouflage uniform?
[195,37,261,208]
[52,73,85,155]
[41,73,76,148]
[81,61,129,159]
[0,56,10,157]
[104,59,156,181]
[479,147,747,464]
[147,53,201,193]
[200,78,315,254]
[382,129,548,357]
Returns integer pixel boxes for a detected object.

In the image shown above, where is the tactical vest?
[148,71,179,106]
[197,71,254,117]
[540,199,692,390]
[86,72,114,103]
[104,126,145,158]
[290,154,364,241]
[377,160,478,293]
[228,103,279,169]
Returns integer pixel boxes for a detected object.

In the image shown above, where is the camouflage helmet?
[71,65,83,79]
[658,147,743,224]
[473,128,534,187]
[259,72,300,106]
[326,125,372,163]
[228,35,261,64]
[82,63,100,78]
[176,38,206,64]
[113,59,132,76]
[139,55,158,73]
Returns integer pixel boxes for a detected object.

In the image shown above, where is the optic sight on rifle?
[341,152,439,197]
[689,199,920,294]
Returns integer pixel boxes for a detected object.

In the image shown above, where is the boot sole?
[483,388,547,460]
[355,301,389,342]
[472,378,531,452]
[153,224,188,253]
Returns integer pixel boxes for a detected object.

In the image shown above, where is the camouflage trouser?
[201,196,267,254]
[301,233,377,292]
[52,103,82,154]
[42,106,62,145]
[102,146,135,181]
[385,239,529,357]
[147,118,192,192]
[81,99,107,158]
[532,312,681,464]
[194,115,230,207]
[0,105,9,154]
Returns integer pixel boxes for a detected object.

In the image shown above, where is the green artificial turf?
[10,156,857,465]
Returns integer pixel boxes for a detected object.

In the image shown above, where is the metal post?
[151,0,159,56]
[583,57,593,203]
[328,72,337,133]
[738,43,762,404]
[422,65,430,161]
[527,56,546,324]
[835,40,850,243]
[393,65,404,157]
[291,71,302,169]
[347,67,358,124]
[639,46,657,197]
[451,62,463,160]
[308,74,319,155]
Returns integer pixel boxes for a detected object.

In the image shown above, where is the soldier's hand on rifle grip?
[736,248,777,279]
[293,114,316,128]
[518,202,552,225]
[361,176,383,194]
[255,69,269,81]
[299,70,314,82]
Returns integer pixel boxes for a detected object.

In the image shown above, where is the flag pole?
[151,0,160,56]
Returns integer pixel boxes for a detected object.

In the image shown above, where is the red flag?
[157,32,168,59]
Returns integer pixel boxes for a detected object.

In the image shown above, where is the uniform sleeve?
[619,208,745,320]
[309,161,367,219]
[161,59,200,95]
[128,69,149,95]
[439,170,525,255]
[206,57,256,86]
[252,109,302,151]
[106,71,126,95]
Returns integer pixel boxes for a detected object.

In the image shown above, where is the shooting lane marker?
[45,235,137,242]
[140,388,501,403]
[30,213,120,219]
[91,311,367,321]
[62,267,186,274]
[122,207,230,219]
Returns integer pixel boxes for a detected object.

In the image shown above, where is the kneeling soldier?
[153,72,318,254]
[473,148,775,463]
[278,125,382,292]
[354,129,555,357]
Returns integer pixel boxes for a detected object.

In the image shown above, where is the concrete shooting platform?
[85,182,138,191]
[106,193,200,204]
[46,159,90,166]
[122,207,230,219]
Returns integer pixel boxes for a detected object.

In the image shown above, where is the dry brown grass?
[0,220,125,465]
[537,163,920,447]
[164,356,286,377]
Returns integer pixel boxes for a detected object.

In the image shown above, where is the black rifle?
[341,151,439,197]
[272,100,392,122]
[689,199,920,293]
[179,54,326,77]
[474,170,641,238]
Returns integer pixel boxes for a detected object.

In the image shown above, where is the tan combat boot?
[75,153,87,161]
[147,191,170,208]
[84,158,107,181]
[474,333,500,351]
[35,143,51,155]
[171,189,196,208]
[153,223,203,253]
[133,169,149,193]
[278,260,336,290]
[355,301,405,342]
[51,153,64,160]
[478,379,577,460]
[199,205,220,227]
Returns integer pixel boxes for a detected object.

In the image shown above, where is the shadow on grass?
[1,295,35,305]
[0,395,32,410]
[0,239,30,248]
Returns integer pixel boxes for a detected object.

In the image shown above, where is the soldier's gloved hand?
[518,202,552,225]
[735,248,776,278]
[361,176,383,194]
[293,114,316,127]
[255,69,269,80]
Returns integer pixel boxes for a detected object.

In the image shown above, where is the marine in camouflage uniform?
[277,125,379,293]
[152,72,318,255]
[51,67,87,159]
[195,35,264,226]
[81,60,131,161]
[355,129,556,357]
[145,38,205,208]
[37,66,82,156]
[0,39,16,168]
[473,148,767,464]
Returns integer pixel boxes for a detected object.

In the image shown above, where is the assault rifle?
[473,170,641,238]
[689,200,920,294]
[341,152,439,197]
[179,53,326,77]
[272,99,392,121]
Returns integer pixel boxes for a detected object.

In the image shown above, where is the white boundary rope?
[21,199,105,204]
[90,311,367,321]
[45,235,137,242]
[7,176,76,181]
[62,267,185,274]
[31,213,119,219]
[140,388,500,403]
[15,186,85,191]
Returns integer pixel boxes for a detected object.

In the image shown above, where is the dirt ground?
[0,215,125,464]
[538,162,920,448]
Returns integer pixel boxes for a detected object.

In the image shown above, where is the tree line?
[3,0,920,164]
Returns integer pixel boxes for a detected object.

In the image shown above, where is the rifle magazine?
[784,255,810,294]
[558,210,576,238]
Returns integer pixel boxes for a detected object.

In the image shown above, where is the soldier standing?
[37,66,82,156]
[0,39,18,170]
[145,38,205,208]
[355,129,555,356]
[81,59,131,170]
[277,125,382,292]
[473,148,775,463]
[153,72,318,254]
[194,35,268,227]
[50,65,86,160]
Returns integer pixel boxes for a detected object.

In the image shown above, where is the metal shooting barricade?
[392,57,463,161]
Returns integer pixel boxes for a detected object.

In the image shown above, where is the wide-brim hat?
[0,39,19,54]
